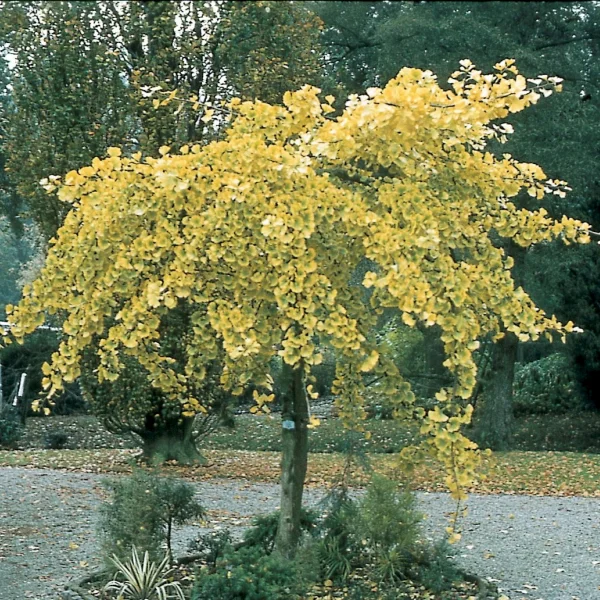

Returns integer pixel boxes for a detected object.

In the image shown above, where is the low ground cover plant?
[104,546,185,600]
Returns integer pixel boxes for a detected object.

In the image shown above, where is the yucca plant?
[104,546,185,600]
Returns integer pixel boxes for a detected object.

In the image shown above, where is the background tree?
[216,0,324,105]
[0,1,133,239]
[4,65,589,555]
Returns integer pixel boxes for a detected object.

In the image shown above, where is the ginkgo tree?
[3,59,590,557]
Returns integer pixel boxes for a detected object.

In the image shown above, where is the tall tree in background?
[0,1,132,239]
[313,1,600,448]
[216,0,324,105]
[0,1,325,238]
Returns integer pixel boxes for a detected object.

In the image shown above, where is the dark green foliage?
[0,1,134,239]
[0,217,38,309]
[99,469,168,564]
[44,430,68,449]
[513,354,589,415]
[512,412,600,453]
[192,545,307,600]
[355,476,423,584]
[313,477,466,595]
[417,541,464,594]
[153,475,206,559]
[0,405,22,447]
[0,327,85,416]
[317,487,357,581]
[316,476,424,586]
[241,509,318,554]
[99,468,204,565]
[188,529,233,571]
[215,1,325,106]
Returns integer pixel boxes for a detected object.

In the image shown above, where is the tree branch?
[534,33,600,51]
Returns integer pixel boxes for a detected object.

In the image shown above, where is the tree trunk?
[474,332,519,450]
[275,363,309,558]
[421,326,449,398]
[138,415,205,465]
[473,243,526,450]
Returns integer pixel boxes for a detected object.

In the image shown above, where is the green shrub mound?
[317,476,424,585]
[44,430,69,449]
[192,545,308,600]
[513,353,590,415]
[0,405,22,447]
[313,476,467,596]
[240,508,318,553]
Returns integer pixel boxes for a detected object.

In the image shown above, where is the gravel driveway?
[0,467,599,600]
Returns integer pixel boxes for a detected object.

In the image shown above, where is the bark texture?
[275,363,309,558]
[474,243,526,450]
[138,415,205,465]
[475,332,519,450]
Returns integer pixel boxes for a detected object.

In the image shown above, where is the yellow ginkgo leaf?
[359,350,379,372]
[307,416,321,429]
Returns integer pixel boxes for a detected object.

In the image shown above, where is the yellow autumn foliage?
[4,62,590,499]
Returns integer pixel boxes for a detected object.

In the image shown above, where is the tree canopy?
[314,0,600,410]
[0,0,324,240]
[4,63,590,505]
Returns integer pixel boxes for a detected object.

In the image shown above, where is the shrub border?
[60,557,497,599]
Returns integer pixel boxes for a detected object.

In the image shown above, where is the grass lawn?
[2,412,600,496]
[1,447,599,497]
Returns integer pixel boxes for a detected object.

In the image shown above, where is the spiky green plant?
[104,546,185,600]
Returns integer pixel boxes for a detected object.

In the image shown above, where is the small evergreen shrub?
[44,430,69,449]
[241,508,318,553]
[355,476,423,584]
[188,529,233,570]
[317,487,358,582]
[192,545,307,600]
[99,468,204,565]
[315,476,424,586]
[417,540,464,593]
[313,475,465,596]
[0,406,23,447]
[513,353,589,415]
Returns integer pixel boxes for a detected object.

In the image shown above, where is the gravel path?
[0,467,599,600]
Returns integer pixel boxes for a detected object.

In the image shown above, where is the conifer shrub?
[192,545,307,600]
[314,475,465,595]
[240,508,318,553]
[44,430,69,449]
[99,468,204,565]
